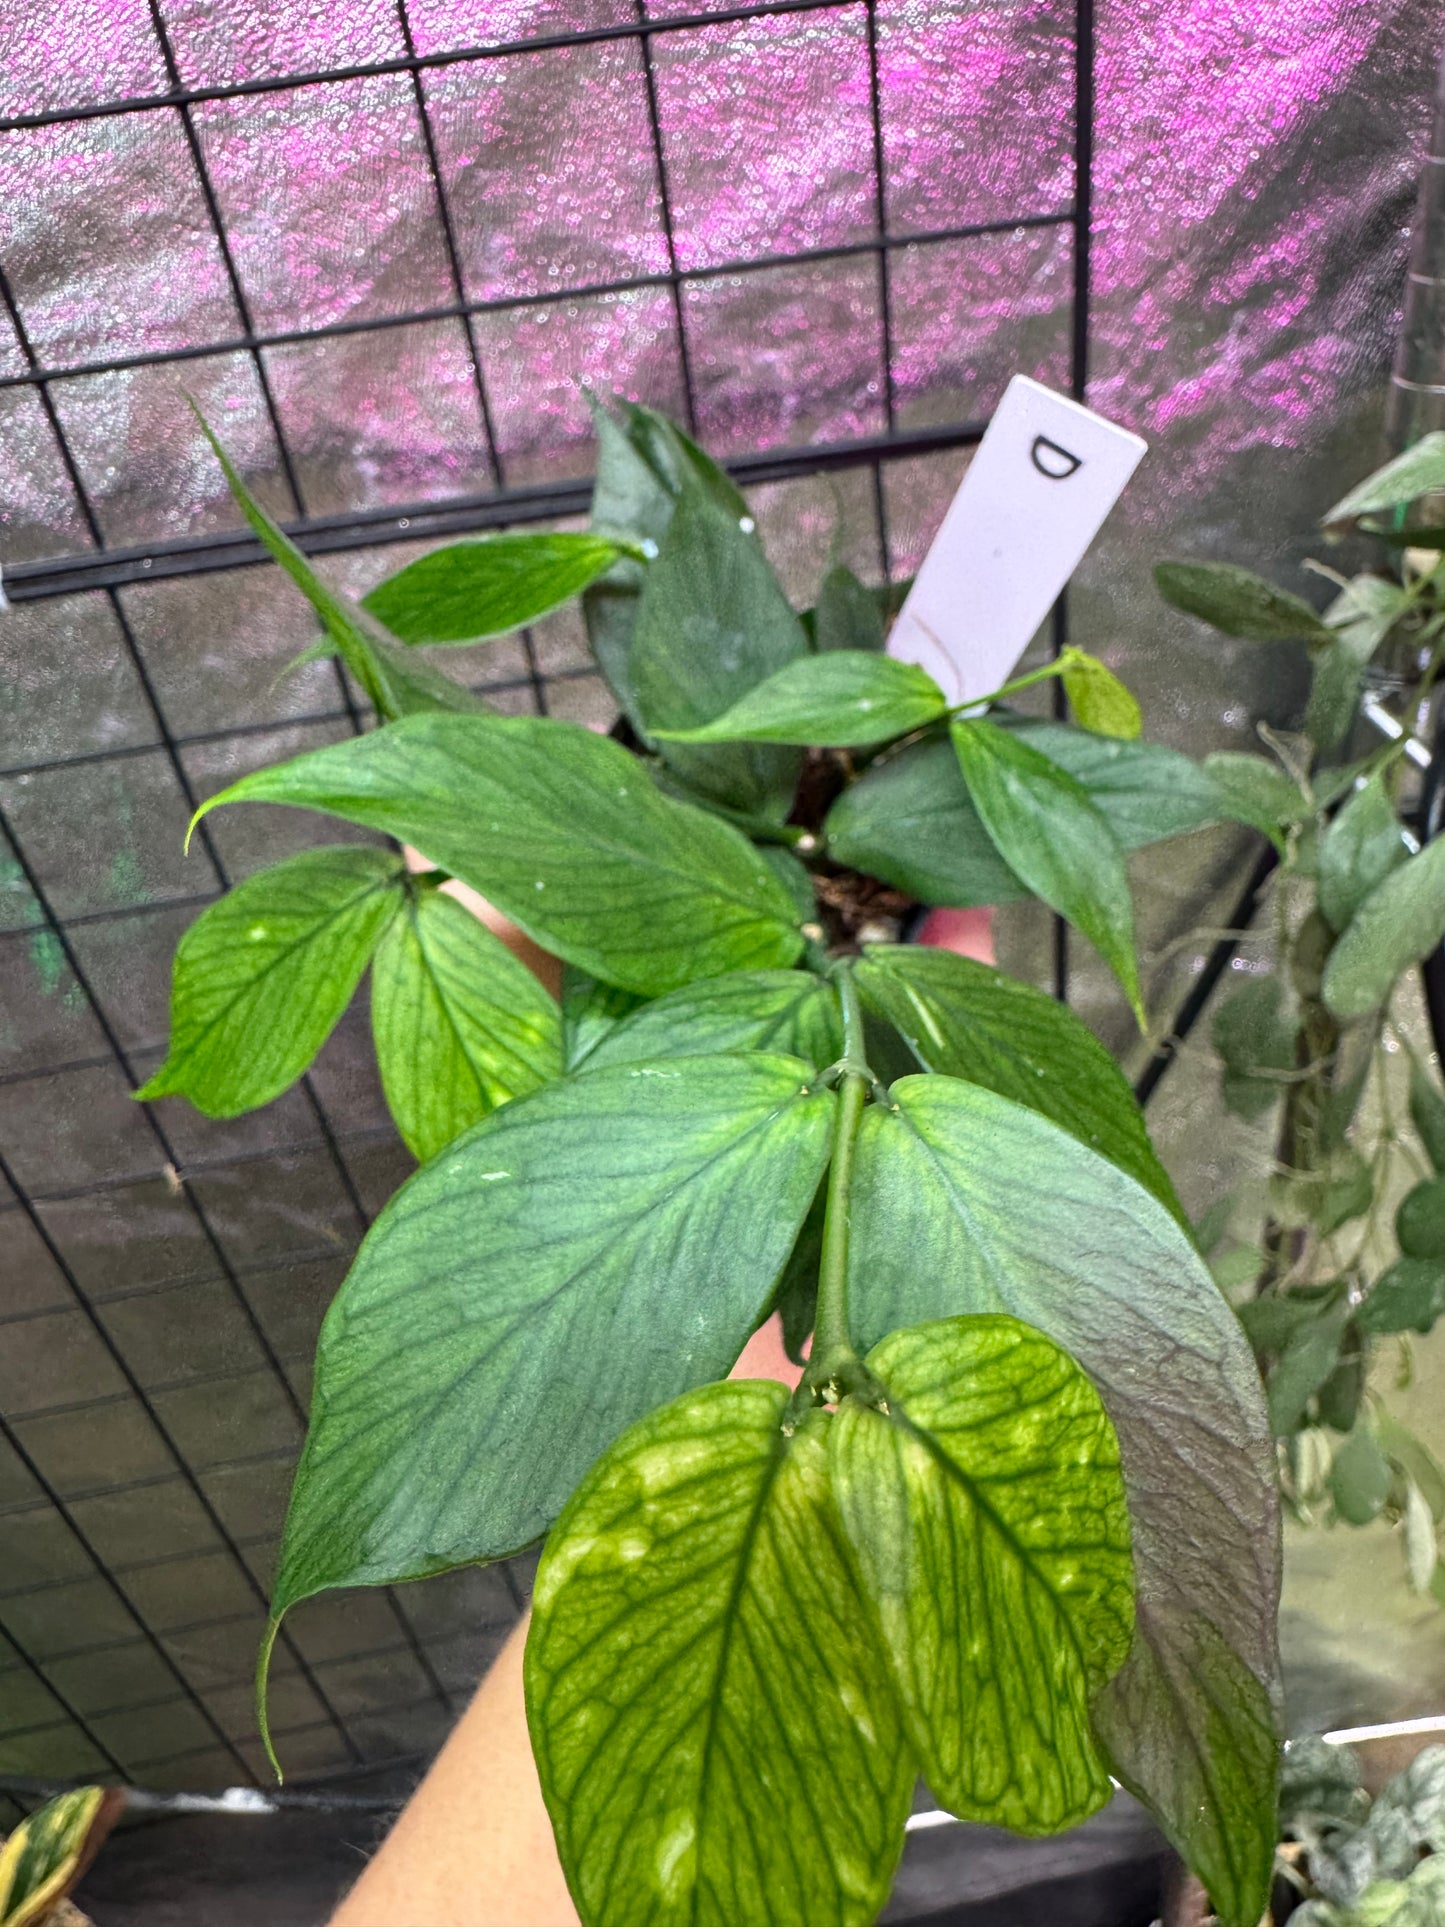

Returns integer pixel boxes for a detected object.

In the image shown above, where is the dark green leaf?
[832,1315,1133,1833]
[813,565,887,654]
[370,884,561,1163]
[136,847,403,1115]
[526,1386,912,1927]
[1304,637,1367,753]
[855,944,1185,1224]
[1318,775,1408,932]
[193,410,480,720]
[654,650,947,749]
[1372,523,1445,549]
[847,1076,1279,1924]
[1314,1355,1364,1434]
[1212,976,1298,1122]
[1329,1428,1392,1525]
[1322,838,1445,1019]
[1266,1296,1351,1436]
[1154,560,1332,642]
[1324,432,1445,525]
[1013,724,1234,847]
[583,969,842,1074]
[560,966,646,1072]
[1202,752,1307,839]
[270,1054,834,1624]
[1060,649,1142,739]
[951,718,1142,1019]
[1411,1061,1445,1173]
[1234,1290,1329,1357]
[630,482,806,817]
[191,712,804,997]
[1396,1176,1445,1260]
[361,534,627,646]
[758,845,820,925]
[771,1182,825,1363]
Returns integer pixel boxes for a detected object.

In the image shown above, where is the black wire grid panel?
[0,0,1093,1795]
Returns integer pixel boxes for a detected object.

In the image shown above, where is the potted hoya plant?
[138,395,1308,1927]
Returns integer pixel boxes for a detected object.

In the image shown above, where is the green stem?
[809,1068,868,1380]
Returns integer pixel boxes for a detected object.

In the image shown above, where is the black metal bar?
[630,0,700,435]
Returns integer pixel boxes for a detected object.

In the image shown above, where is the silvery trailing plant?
[1274,1738,1445,1924]
[1157,434,1445,1613]
[142,398,1284,1926]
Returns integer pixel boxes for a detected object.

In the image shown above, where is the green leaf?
[854,944,1186,1225]
[361,534,627,646]
[583,969,842,1074]
[1373,1410,1445,1515]
[832,1315,1133,1832]
[1060,649,1143,739]
[1202,752,1307,839]
[1325,573,1411,658]
[951,717,1142,1019]
[1410,1061,1445,1172]
[1396,1176,1445,1259]
[813,565,887,654]
[0,1786,114,1927]
[192,408,480,720]
[1318,776,1409,932]
[136,847,403,1115]
[560,965,646,1072]
[1324,432,1445,525]
[1015,724,1234,847]
[846,1076,1280,1925]
[630,483,807,819]
[1373,1746,1445,1852]
[771,1182,826,1363]
[1329,1428,1393,1525]
[1267,1296,1351,1436]
[191,712,804,998]
[269,1055,833,1618]
[526,1385,911,1927]
[1404,1480,1439,1593]
[1212,976,1298,1122]
[654,651,947,749]
[370,884,561,1163]
[1155,559,1333,641]
[1322,837,1445,1019]
[1270,1146,1372,1238]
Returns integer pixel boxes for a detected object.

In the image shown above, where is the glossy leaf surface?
[1155,559,1332,641]
[271,1055,834,1616]
[193,712,804,996]
[832,1316,1133,1832]
[362,534,626,645]
[847,1076,1280,1925]
[370,884,561,1162]
[855,945,1184,1223]
[527,1387,911,1927]
[655,651,946,748]
[137,846,403,1115]
[1322,837,1445,1019]
[583,969,842,1074]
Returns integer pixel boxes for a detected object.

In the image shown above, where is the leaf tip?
[256,1615,286,1784]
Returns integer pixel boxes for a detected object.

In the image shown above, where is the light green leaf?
[191,712,804,997]
[560,965,646,1072]
[1396,1176,1445,1259]
[136,847,403,1115]
[847,1075,1280,1925]
[951,717,1142,1019]
[1404,1480,1438,1593]
[1324,432,1445,525]
[1325,573,1411,657]
[526,1386,911,1927]
[1330,1428,1392,1525]
[1411,1061,1445,1172]
[269,1055,834,1617]
[361,534,627,646]
[654,650,947,748]
[630,483,807,819]
[1060,648,1143,739]
[193,409,480,720]
[1322,838,1445,1019]
[813,565,887,654]
[1155,559,1333,641]
[832,1315,1133,1832]
[370,884,561,1163]
[854,944,1185,1224]
[1318,776,1409,932]
[1213,976,1298,1122]
[1203,752,1307,839]
[583,969,842,1074]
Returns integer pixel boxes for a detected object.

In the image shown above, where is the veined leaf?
[269,1055,834,1619]
[526,1386,911,1927]
[832,1315,1133,1833]
[630,482,807,819]
[1060,649,1143,739]
[1324,432,1445,525]
[583,969,842,1074]
[1155,560,1332,642]
[191,712,804,997]
[371,883,561,1163]
[561,965,647,1071]
[136,846,403,1115]
[813,565,887,654]
[654,652,947,748]
[1203,752,1307,840]
[854,944,1185,1224]
[362,534,628,645]
[193,410,480,720]
[1014,724,1233,847]
[951,717,1142,1019]
[847,1076,1280,1925]
[1318,775,1408,933]
[1322,837,1445,1020]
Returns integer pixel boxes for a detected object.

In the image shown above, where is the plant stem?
[810,1069,868,1378]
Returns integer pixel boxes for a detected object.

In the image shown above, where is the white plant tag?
[888,375,1147,703]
